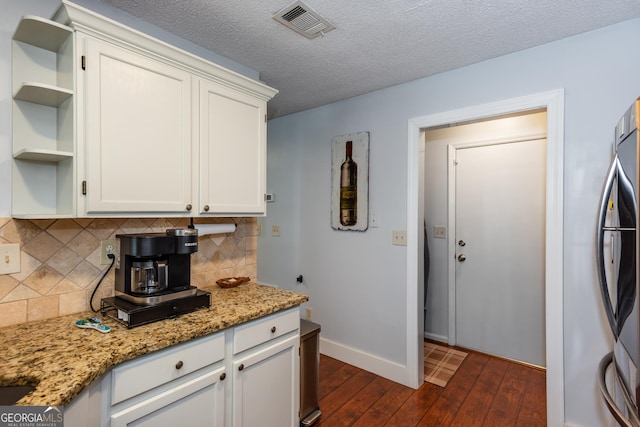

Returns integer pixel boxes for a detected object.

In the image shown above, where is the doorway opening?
[406,90,564,425]
[424,109,546,367]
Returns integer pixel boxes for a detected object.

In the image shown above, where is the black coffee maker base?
[100,290,211,328]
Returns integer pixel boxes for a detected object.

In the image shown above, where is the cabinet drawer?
[111,332,224,406]
[234,308,299,355]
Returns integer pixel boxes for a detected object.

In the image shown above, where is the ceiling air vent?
[273,1,335,39]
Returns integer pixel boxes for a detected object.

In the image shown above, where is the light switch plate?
[0,244,20,275]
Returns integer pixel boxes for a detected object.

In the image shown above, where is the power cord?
[90,253,115,312]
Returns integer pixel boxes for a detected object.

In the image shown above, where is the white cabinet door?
[110,367,226,427]
[232,334,299,427]
[198,79,267,215]
[83,37,192,214]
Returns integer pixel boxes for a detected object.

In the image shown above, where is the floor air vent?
[273,1,335,39]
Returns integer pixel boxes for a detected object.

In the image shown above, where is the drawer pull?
[175,361,184,370]
[238,364,244,371]
[220,372,226,381]
[271,326,277,333]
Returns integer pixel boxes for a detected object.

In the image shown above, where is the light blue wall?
[259,18,640,426]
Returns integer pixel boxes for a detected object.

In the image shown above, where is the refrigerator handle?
[598,352,639,427]
[597,155,620,337]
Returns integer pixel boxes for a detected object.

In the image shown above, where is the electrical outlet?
[272,225,281,237]
[433,226,447,239]
[0,244,20,275]
[392,230,407,246]
[101,239,117,264]
[305,307,312,321]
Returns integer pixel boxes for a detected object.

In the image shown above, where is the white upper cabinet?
[11,0,277,218]
[82,37,193,214]
[198,79,267,215]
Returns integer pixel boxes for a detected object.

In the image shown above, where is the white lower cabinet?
[110,367,225,427]
[232,335,299,427]
[64,309,300,426]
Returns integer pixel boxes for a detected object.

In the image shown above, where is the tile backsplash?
[0,217,257,327]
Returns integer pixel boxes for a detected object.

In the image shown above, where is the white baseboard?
[319,337,412,387]
[424,331,447,343]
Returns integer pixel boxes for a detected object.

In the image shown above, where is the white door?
[454,139,546,366]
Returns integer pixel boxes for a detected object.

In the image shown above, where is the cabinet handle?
[271,326,277,333]
[238,364,244,371]
[175,361,184,370]
[220,372,226,381]
[186,204,192,211]
[203,204,210,212]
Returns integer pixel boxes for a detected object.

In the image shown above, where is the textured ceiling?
[100,0,640,118]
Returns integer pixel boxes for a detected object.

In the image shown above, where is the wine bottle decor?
[331,131,369,231]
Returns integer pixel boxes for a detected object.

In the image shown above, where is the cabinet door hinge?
[265,114,267,123]
[81,55,86,70]
[82,181,87,195]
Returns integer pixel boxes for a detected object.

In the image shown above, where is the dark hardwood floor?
[315,344,546,427]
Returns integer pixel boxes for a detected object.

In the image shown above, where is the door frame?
[448,134,546,360]
[406,90,564,425]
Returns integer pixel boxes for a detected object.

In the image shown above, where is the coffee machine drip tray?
[115,286,199,305]
[100,290,211,328]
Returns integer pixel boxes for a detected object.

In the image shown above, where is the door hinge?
[82,180,87,195]
[81,55,86,70]
[265,114,267,123]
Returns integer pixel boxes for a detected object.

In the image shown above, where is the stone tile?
[244,235,257,251]
[0,300,27,327]
[22,232,64,263]
[59,291,87,315]
[27,295,60,322]
[66,230,100,259]
[29,219,56,230]
[86,219,118,240]
[66,261,102,289]
[47,219,82,244]
[2,284,41,302]
[0,275,19,300]
[49,278,83,295]
[47,247,83,276]
[72,218,94,228]
[245,249,257,265]
[9,251,41,282]
[120,218,149,234]
[0,219,41,245]
[150,218,175,232]
[24,265,64,295]
[0,218,10,228]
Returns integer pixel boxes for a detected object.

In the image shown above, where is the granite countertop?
[0,282,308,407]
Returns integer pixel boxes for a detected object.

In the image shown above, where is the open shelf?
[14,82,73,107]
[13,148,73,163]
[13,15,73,52]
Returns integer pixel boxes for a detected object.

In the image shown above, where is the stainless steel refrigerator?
[598,98,640,427]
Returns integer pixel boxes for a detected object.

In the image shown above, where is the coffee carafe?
[131,260,168,294]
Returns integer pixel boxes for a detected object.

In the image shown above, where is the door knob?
[458,254,466,262]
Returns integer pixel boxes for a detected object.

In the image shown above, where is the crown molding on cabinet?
[52,0,278,102]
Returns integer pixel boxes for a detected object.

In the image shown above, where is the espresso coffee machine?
[101,228,211,328]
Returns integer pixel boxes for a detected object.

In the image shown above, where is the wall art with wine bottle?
[331,131,369,231]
